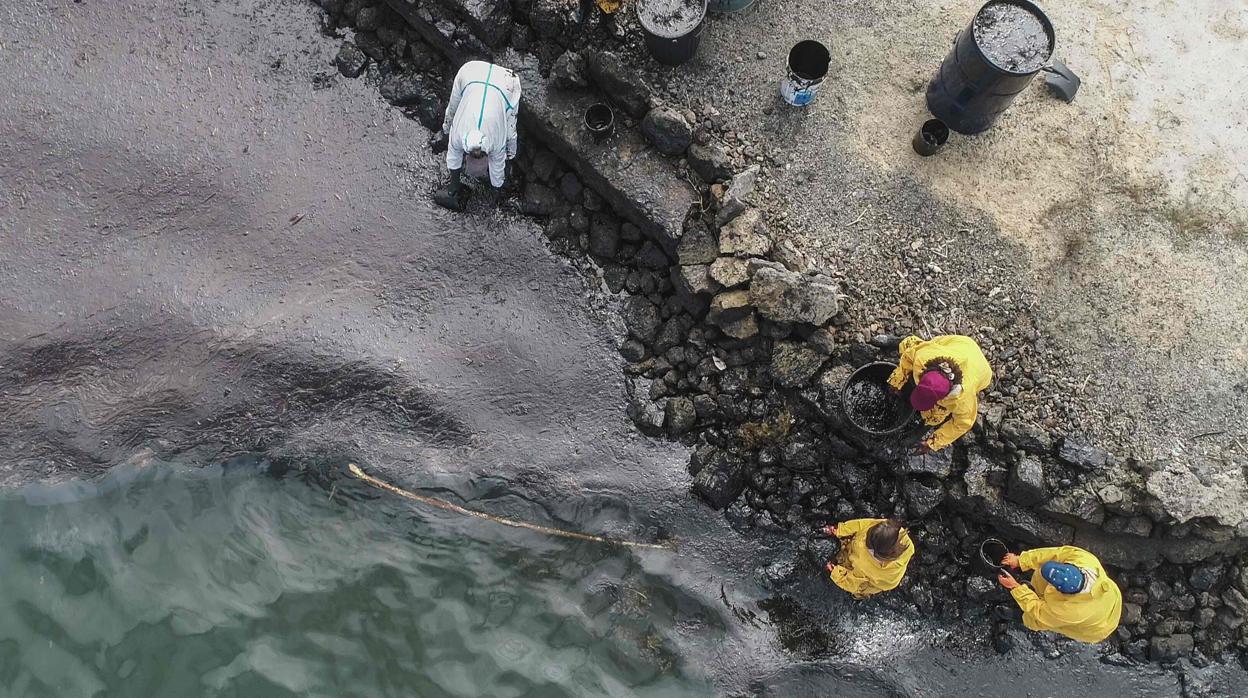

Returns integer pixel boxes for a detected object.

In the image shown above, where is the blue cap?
[1041,561,1084,594]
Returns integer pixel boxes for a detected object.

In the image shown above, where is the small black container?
[912,118,950,156]
[584,103,615,140]
[840,362,916,436]
[926,0,1055,135]
[637,0,708,66]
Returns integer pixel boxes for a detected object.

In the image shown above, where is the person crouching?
[822,518,914,598]
[434,60,521,210]
[996,545,1122,643]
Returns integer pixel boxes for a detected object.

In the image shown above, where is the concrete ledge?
[383,0,696,252]
[503,49,696,253]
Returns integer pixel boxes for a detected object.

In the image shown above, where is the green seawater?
[0,463,715,697]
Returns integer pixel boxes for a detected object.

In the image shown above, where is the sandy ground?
[647,0,1248,461]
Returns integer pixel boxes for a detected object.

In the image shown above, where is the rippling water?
[0,462,716,697]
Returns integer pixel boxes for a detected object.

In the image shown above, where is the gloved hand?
[915,440,932,455]
[821,524,838,537]
[429,130,449,154]
[1001,553,1021,569]
[825,561,837,575]
[998,571,1019,590]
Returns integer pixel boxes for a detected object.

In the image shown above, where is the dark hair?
[867,519,906,560]
[921,357,963,386]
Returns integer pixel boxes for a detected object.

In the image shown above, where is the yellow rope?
[347,463,676,551]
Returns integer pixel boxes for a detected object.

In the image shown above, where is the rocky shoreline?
[309,0,1248,671]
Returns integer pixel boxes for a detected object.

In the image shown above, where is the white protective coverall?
[442,61,521,188]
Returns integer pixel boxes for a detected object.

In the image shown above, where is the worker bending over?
[822,518,914,598]
[996,545,1122,643]
[435,60,521,209]
[887,334,991,452]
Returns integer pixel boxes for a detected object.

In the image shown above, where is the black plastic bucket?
[926,0,1055,134]
[840,362,916,436]
[912,118,950,156]
[585,103,615,140]
[780,40,831,106]
[979,537,1018,581]
[637,0,708,66]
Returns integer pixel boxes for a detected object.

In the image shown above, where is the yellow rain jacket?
[886,335,992,451]
[1009,546,1123,643]
[828,518,915,598]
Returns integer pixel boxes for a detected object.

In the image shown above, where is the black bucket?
[979,537,1017,581]
[637,0,708,66]
[912,118,950,156]
[926,0,1055,135]
[585,103,615,140]
[840,362,916,436]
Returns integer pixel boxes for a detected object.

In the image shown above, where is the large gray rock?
[1148,634,1194,662]
[549,51,587,88]
[1235,563,1248,596]
[716,164,758,226]
[583,51,651,117]
[676,225,718,265]
[1000,420,1053,454]
[749,267,840,326]
[1146,458,1248,528]
[898,449,953,478]
[588,214,620,258]
[709,256,750,288]
[334,42,369,77]
[622,296,662,343]
[641,107,692,156]
[1223,587,1248,616]
[664,397,697,435]
[520,182,562,216]
[960,453,1004,503]
[671,264,717,297]
[989,499,1074,545]
[1103,515,1153,537]
[653,319,690,356]
[771,341,827,388]
[625,377,664,434]
[1040,486,1105,526]
[529,0,582,41]
[1189,563,1225,592]
[718,208,771,257]
[905,479,946,517]
[691,448,748,509]
[355,5,382,30]
[1057,435,1109,470]
[1006,457,1046,506]
[450,0,513,47]
[707,290,753,326]
[687,141,734,182]
[717,312,759,340]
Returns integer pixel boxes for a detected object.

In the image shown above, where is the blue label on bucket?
[793,90,814,106]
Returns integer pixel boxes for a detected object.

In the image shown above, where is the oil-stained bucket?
[912,118,950,156]
[839,362,915,436]
[780,40,830,107]
[585,103,615,140]
[926,0,1055,134]
[637,0,708,66]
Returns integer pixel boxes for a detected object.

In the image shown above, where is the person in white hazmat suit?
[439,60,521,203]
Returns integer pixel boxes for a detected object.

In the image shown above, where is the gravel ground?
[624,0,1248,464]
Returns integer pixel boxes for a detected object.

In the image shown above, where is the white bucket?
[780,40,830,107]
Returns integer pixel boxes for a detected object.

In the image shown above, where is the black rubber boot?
[433,169,468,212]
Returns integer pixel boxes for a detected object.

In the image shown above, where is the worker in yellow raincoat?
[821,518,914,598]
[996,545,1122,643]
[886,334,992,452]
